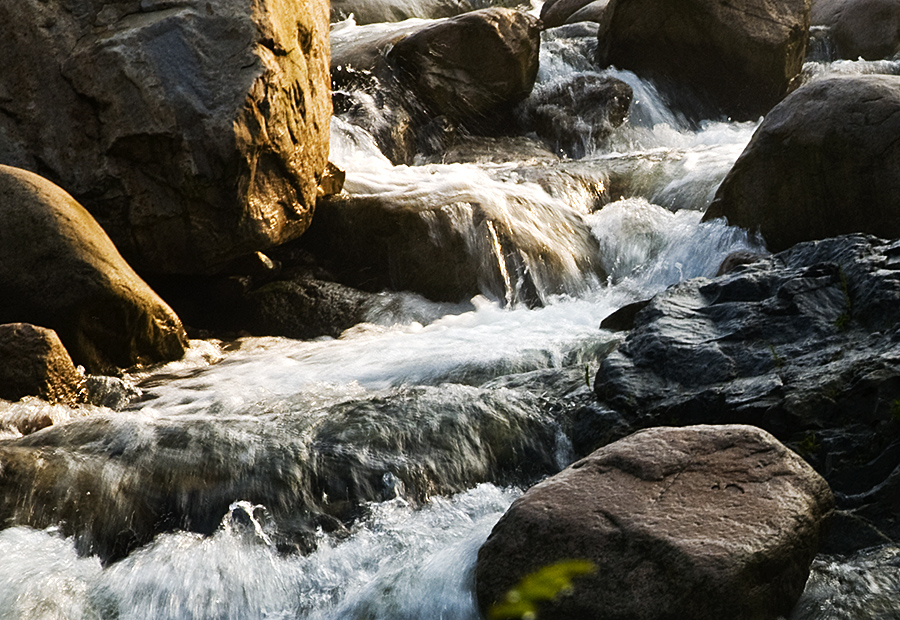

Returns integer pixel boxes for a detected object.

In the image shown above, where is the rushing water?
[1,13,899,620]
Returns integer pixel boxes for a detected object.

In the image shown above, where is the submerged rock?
[589,234,900,549]
[0,0,331,274]
[704,75,900,252]
[476,425,833,620]
[0,324,84,406]
[811,0,900,60]
[0,166,187,373]
[597,0,810,120]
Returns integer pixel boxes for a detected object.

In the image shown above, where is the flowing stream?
[1,11,900,620]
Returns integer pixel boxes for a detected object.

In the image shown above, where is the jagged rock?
[0,0,331,274]
[476,425,834,620]
[0,165,187,373]
[589,234,900,548]
[0,324,84,406]
[597,0,810,120]
[704,75,900,252]
[811,0,900,60]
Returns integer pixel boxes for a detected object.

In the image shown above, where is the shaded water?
[1,14,899,620]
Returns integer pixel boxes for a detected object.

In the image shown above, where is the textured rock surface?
[597,0,810,120]
[704,75,900,252]
[476,425,834,620]
[0,165,187,373]
[588,235,900,548]
[811,0,900,59]
[0,324,84,406]
[0,0,331,274]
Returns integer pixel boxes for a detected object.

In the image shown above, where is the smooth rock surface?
[0,0,331,274]
[331,0,520,24]
[811,0,900,59]
[476,424,834,620]
[0,166,187,373]
[597,0,810,120]
[0,324,84,406]
[704,75,900,252]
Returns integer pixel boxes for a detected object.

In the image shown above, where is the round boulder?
[703,75,900,252]
[0,166,187,373]
[597,0,810,120]
[811,0,900,60]
[0,323,84,406]
[476,425,834,620]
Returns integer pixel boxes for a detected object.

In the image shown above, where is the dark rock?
[476,424,834,620]
[541,0,608,26]
[518,73,632,158]
[0,166,187,373]
[566,0,612,23]
[597,0,810,120]
[0,0,331,274]
[83,375,143,410]
[704,75,900,253]
[716,250,766,276]
[0,324,84,406]
[811,0,900,60]
[590,234,900,547]
[331,0,523,24]
[599,298,650,331]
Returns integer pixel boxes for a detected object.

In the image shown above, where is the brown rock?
[0,324,84,406]
[476,425,834,620]
[811,0,900,59]
[541,0,607,27]
[0,165,187,373]
[0,0,331,274]
[703,75,900,252]
[597,0,810,120]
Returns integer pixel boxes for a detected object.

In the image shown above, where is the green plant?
[488,559,596,620]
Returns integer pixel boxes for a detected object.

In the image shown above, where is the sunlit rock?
[704,75,900,252]
[0,165,187,373]
[0,324,84,406]
[597,0,810,120]
[0,0,331,274]
[476,424,833,620]
[811,0,900,60]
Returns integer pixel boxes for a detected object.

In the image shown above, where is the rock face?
[597,0,810,120]
[386,8,541,122]
[476,425,834,620]
[0,0,331,274]
[588,235,900,549]
[0,166,187,373]
[704,75,900,253]
[0,324,84,406]
[811,0,900,59]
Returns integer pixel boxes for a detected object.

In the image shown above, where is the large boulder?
[704,75,900,253]
[0,324,84,406]
[476,425,834,620]
[386,8,541,123]
[541,0,611,27]
[811,0,900,59]
[0,166,187,373]
[331,0,521,24]
[597,0,810,120]
[0,0,331,274]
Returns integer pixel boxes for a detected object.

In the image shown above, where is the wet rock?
[0,166,187,373]
[83,375,143,411]
[541,0,610,27]
[386,8,541,123]
[811,0,900,60]
[704,75,900,253]
[331,0,522,24]
[0,324,84,406]
[518,73,632,158]
[476,424,834,620]
[597,0,810,120]
[0,0,331,274]
[565,0,612,24]
[590,234,900,548]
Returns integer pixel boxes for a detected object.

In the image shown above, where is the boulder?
[597,0,810,120]
[386,8,541,123]
[811,0,900,59]
[541,0,610,26]
[476,425,833,620]
[0,0,331,274]
[0,324,84,406]
[566,0,612,23]
[704,75,900,253]
[331,0,521,24]
[0,166,187,373]
[588,234,900,549]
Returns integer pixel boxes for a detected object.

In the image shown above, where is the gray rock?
[476,424,834,620]
[331,0,522,24]
[540,0,604,26]
[0,0,331,274]
[0,165,187,373]
[0,323,84,406]
[597,0,810,120]
[704,75,900,253]
[811,0,900,60]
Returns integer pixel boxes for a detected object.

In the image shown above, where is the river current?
[1,6,899,620]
